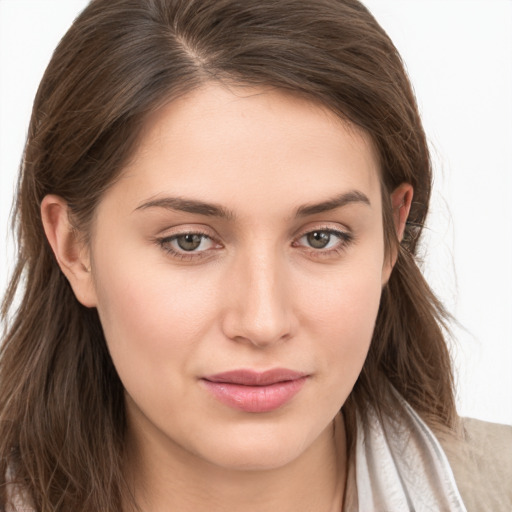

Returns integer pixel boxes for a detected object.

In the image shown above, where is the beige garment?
[436,417,512,512]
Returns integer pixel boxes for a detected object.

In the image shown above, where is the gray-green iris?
[177,234,203,251]
[307,231,331,249]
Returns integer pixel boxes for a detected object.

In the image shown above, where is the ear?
[41,195,97,307]
[390,182,414,244]
[381,183,414,285]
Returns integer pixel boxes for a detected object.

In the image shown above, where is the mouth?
[201,369,309,413]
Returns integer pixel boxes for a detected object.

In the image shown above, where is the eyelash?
[155,227,353,262]
[156,230,219,261]
[293,227,354,259]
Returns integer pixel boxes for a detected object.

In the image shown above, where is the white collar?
[343,393,467,512]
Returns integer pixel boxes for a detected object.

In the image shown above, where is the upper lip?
[203,368,308,386]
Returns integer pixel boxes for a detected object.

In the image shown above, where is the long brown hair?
[0,0,456,510]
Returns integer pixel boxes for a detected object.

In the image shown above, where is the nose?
[221,249,295,348]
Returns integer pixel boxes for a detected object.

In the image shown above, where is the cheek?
[319,280,380,351]
[297,255,384,387]
[97,275,216,343]
[91,249,221,398]
[301,246,383,328]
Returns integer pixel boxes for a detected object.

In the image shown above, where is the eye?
[156,231,220,260]
[303,231,337,249]
[294,228,353,256]
[173,233,211,252]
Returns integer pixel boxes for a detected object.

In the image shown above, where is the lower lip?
[202,377,307,413]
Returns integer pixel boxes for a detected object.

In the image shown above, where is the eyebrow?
[134,197,234,219]
[134,190,371,219]
[295,190,371,216]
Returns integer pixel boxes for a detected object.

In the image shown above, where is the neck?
[124,413,347,512]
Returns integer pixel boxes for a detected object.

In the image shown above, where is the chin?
[205,442,305,472]
[191,419,329,472]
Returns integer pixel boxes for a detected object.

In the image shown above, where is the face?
[85,84,391,471]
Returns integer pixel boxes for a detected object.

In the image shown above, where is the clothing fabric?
[343,394,468,512]
[5,467,33,512]
[437,416,512,512]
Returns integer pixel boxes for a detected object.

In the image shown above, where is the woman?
[0,0,510,511]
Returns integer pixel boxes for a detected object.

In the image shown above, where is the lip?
[201,369,309,413]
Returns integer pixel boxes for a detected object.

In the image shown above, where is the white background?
[1,0,511,425]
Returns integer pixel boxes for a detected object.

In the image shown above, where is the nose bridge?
[223,241,293,347]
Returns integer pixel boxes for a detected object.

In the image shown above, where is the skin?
[42,83,412,512]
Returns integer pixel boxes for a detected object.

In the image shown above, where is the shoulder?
[436,417,512,512]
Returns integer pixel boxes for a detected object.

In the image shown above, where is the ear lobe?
[41,195,97,308]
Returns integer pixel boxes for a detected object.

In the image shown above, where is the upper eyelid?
[156,224,218,238]
[155,222,352,244]
[159,232,219,250]
[296,228,349,239]
[157,224,351,238]
[293,222,351,239]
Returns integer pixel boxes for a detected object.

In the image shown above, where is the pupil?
[307,231,330,249]
[177,234,202,251]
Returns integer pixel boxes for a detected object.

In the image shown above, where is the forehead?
[108,83,382,216]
